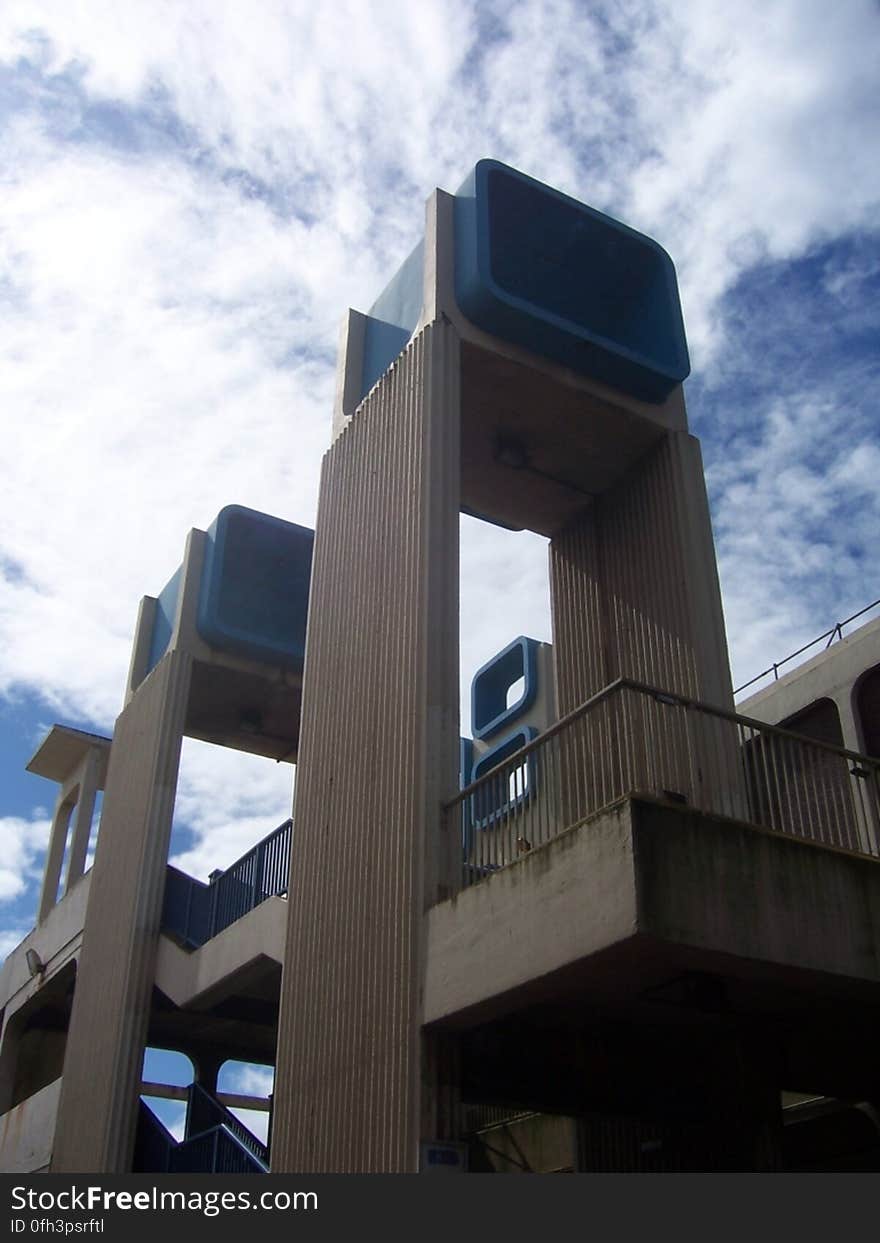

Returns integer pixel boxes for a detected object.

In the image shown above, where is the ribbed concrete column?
[52,651,191,1172]
[550,431,737,813]
[551,431,732,711]
[272,320,460,1172]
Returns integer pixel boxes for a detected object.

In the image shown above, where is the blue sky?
[1,1,878,1113]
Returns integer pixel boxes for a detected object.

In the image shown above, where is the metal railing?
[734,598,880,696]
[170,1124,267,1174]
[134,1092,269,1174]
[185,1081,269,1167]
[162,818,292,948]
[445,678,880,893]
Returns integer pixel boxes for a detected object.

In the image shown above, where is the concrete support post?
[549,431,741,817]
[550,430,732,712]
[51,651,191,1173]
[37,799,74,926]
[272,320,460,1171]
[63,748,101,894]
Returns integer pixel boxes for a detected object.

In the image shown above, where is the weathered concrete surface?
[0,1076,61,1173]
[632,799,880,980]
[0,872,90,1017]
[154,894,286,1008]
[424,796,880,1028]
[425,801,639,1025]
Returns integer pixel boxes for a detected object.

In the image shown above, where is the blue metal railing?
[169,1124,267,1173]
[135,1090,269,1174]
[162,818,291,948]
[186,1081,269,1167]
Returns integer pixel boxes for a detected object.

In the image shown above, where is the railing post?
[253,841,266,908]
[209,877,220,939]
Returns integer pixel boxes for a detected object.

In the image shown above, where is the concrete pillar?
[549,431,740,818]
[30,732,111,925]
[271,320,460,1172]
[37,798,74,925]
[51,651,191,1173]
[62,747,101,894]
[550,431,732,712]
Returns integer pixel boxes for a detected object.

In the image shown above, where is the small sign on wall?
[420,1140,468,1173]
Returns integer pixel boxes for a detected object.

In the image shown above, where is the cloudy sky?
[1,0,878,1048]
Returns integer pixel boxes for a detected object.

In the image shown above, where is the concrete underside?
[150,895,285,1066]
[425,797,880,1116]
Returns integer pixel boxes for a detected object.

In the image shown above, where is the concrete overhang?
[26,727,111,783]
[184,658,303,762]
[459,340,684,535]
[424,796,880,1031]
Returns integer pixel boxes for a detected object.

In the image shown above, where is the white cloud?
[228,1106,269,1146]
[169,738,293,880]
[459,518,551,735]
[0,815,52,904]
[0,923,33,962]
[622,0,880,363]
[218,1060,274,1145]
[709,394,880,693]
[221,1062,274,1098]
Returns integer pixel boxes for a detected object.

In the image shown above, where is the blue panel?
[454,160,690,402]
[147,566,181,674]
[196,505,314,671]
[361,319,412,396]
[471,635,540,742]
[470,726,537,829]
[360,239,424,400]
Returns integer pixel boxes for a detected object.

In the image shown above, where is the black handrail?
[734,598,880,696]
[162,818,291,948]
[186,1081,269,1166]
[134,1095,268,1174]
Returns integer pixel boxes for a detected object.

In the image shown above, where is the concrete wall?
[425,797,880,1028]
[0,1076,61,1174]
[0,873,90,1018]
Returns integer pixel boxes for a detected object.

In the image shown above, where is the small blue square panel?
[196,505,314,672]
[470,726,538,829]
[454,160,690,402]
[471,635,540,741]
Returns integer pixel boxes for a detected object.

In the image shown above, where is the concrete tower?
[271,161,733,1171]
[49,506,313,1172]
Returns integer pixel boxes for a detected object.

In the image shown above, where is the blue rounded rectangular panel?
[197,505,314,671]
[470,726,538,830]
[454,160,690,402]
[471,634,540,742]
